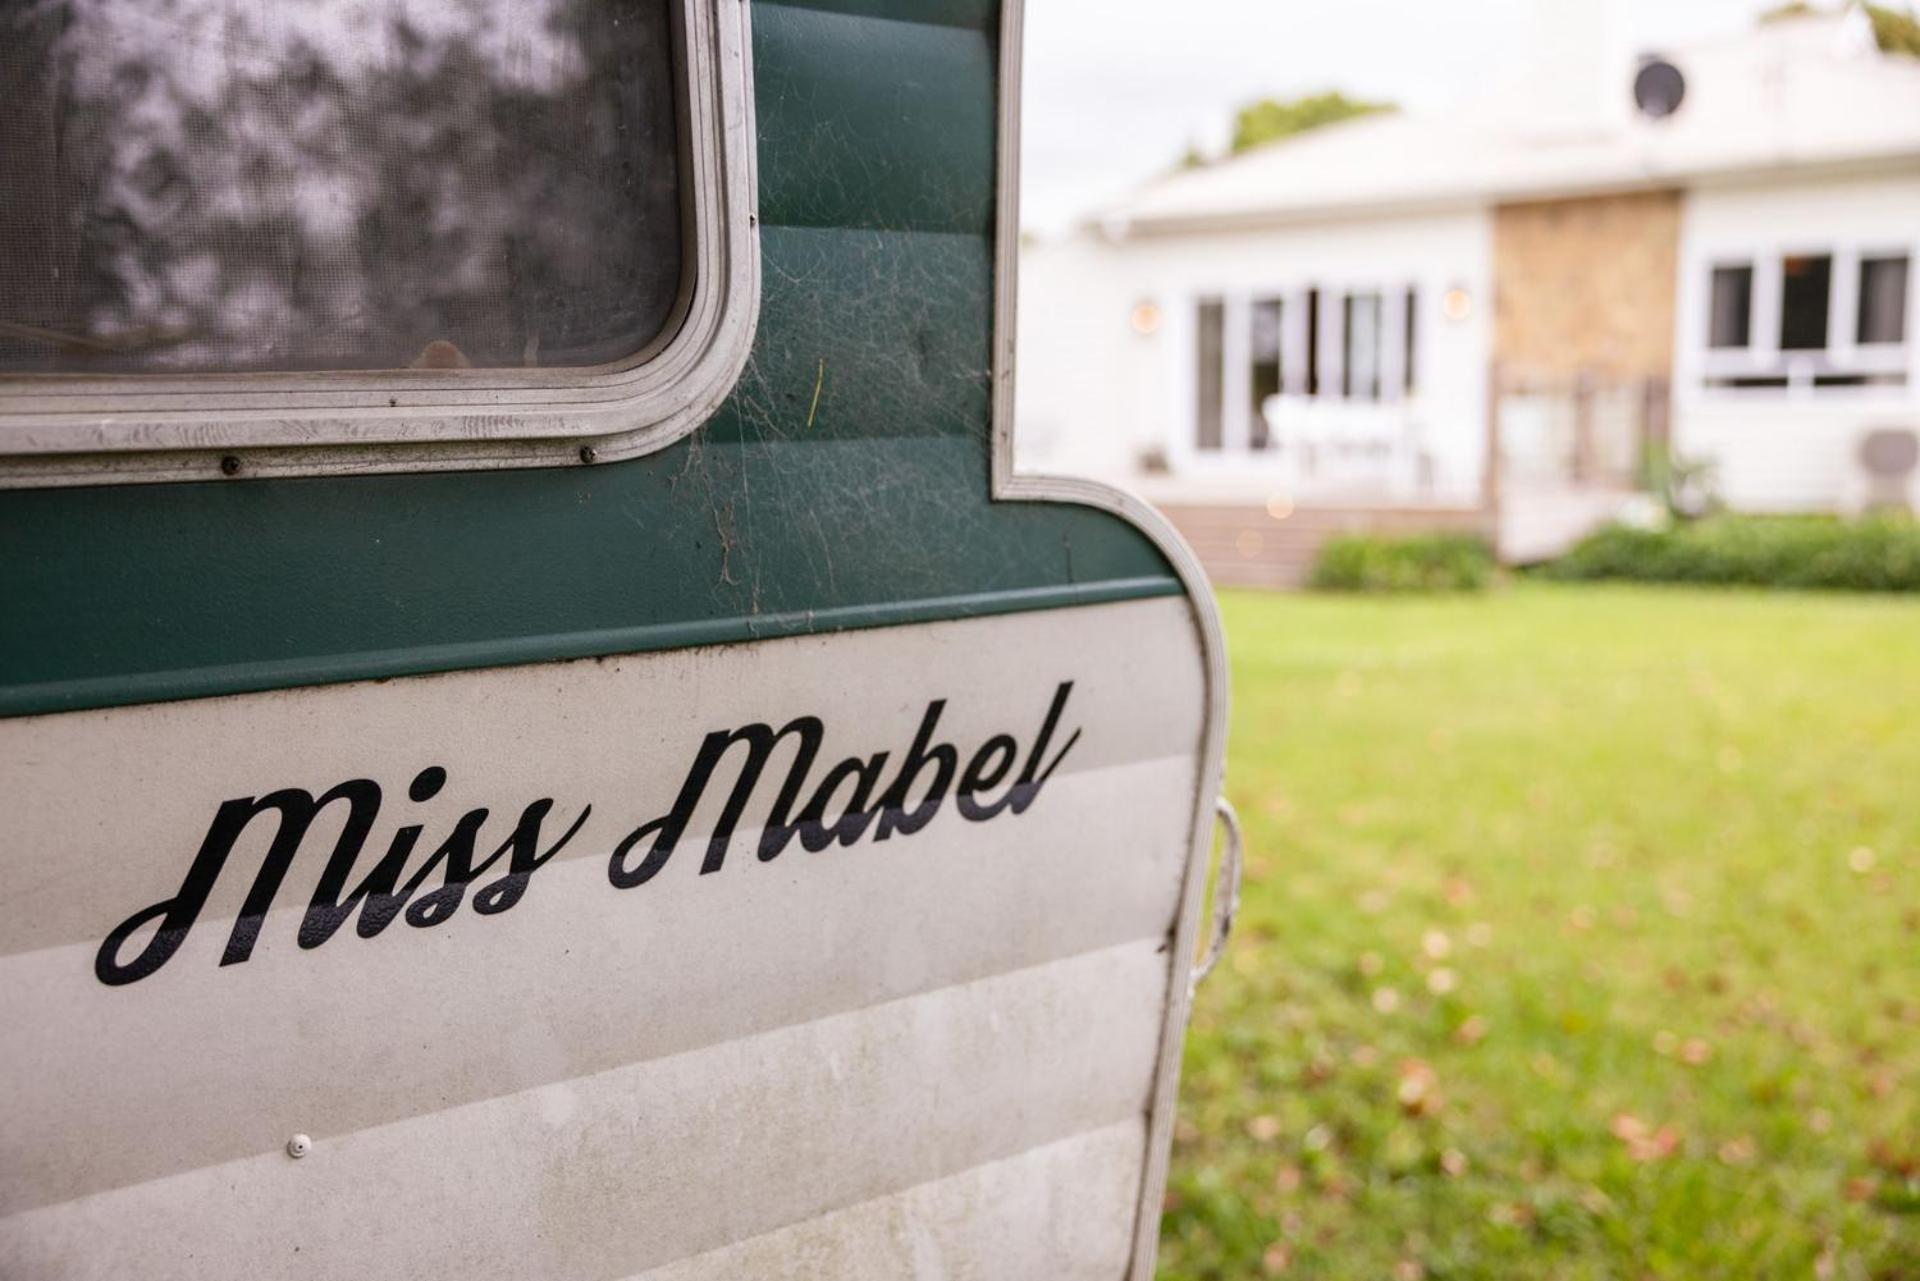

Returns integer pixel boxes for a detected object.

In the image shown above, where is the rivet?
[219,455,242,477]
[287,1133,313,1159]
[579,445,598,465]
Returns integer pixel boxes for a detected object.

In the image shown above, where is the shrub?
[1310,532,1496,593]
[1543,514,1920,591]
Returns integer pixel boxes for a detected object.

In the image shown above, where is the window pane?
[1778,254,1832,352]
[1403,286,1418,396]
[1249,298,1281,451]
[1304,288,1322,398]
[1859,256,1910,346]
[1707,265,1752,349]
[1195,299,1224,450]
[1342,292,1382,401]
[0,0,683,375]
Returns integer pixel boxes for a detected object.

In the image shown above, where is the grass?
[1159,583,1919,1281]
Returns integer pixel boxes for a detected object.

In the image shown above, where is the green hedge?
[1310,532,1496,593]
[1543,515,1920,591]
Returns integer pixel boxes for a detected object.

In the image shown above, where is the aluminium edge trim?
[985,4,1232,1279]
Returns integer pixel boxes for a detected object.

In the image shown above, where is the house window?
[1304,288,1322,398]
[1707,265,1753,349]
[1403,286,1419,396]
[0,0,758,485]
[1779,255,1832,352]
[1859,255,1909,346]
[1700,248,1911,394]
[1195,298,1224,450]
[1249,298,1282,450]
[1342,292,1384,401]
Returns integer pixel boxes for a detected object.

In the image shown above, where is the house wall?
[1014,232,1147,480]
[1493,190,1682,383]
[1016,207,1495,507]
[1674,169,1920,511]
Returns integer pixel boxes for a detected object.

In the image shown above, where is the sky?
[1020,0,1787,231]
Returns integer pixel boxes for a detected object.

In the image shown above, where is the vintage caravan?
[0,1,1231,1277]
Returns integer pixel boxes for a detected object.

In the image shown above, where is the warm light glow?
[1265,492,1295,521]
[1129,300,1162,335]
[1442,287,1472,321]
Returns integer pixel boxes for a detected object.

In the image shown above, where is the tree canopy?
[1760,1,1920,56]
[1228,91,1396,157]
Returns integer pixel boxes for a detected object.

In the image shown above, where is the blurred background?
[1018,3,1919,1277]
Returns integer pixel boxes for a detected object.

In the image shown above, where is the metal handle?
[1190,796,1243,994]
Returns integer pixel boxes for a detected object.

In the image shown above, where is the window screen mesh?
[0,0,682,376]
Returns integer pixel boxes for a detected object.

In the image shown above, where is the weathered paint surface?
[0,597,1204,1278]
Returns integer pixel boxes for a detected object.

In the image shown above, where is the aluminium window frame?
[0,0,759,489]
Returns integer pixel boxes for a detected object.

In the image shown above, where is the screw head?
[219,454,242,477]
[578,445,598,465]
[286,1133,313,1159]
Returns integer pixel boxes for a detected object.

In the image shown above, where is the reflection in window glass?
[0,0,682,375]
[1195,299,1224,450]
[1778,254,1831,352]
[1248,298,1281,450]
[1403,286,1418,396]
[1342,292,1382,401]
[1858,256,1909,346]
[1707,265,1752,350]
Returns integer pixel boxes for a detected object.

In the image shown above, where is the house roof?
[1098,8,1920,234]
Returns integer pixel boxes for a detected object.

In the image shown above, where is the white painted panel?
[0,598,1207,1276]
[1,943,1168,1280]
[630,1120,1146,1281]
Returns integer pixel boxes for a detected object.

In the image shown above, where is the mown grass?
[1159,583,1919,1281]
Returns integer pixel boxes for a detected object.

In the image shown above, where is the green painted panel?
[709,225,989,443]
[0,0,1183,720]
[754,5,995,235]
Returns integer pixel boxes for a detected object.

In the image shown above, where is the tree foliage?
[1759,1,1920,57]
[1865,2,1920,56]
[1228,91,1396,157]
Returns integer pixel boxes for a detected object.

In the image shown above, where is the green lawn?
[1159,584,1919,1281]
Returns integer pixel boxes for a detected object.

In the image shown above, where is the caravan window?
[0,0,685,377]
[0,0,756,486]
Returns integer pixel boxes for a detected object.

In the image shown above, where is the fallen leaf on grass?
[1397,1060,1440,1116]
[1611,1113,1680,1162]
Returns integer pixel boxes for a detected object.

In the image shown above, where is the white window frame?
[1174,278,1424,477]
[1691,239,1914,399]
[0,0,759,489]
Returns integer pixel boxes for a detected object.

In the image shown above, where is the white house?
[1016,4,1920,582]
